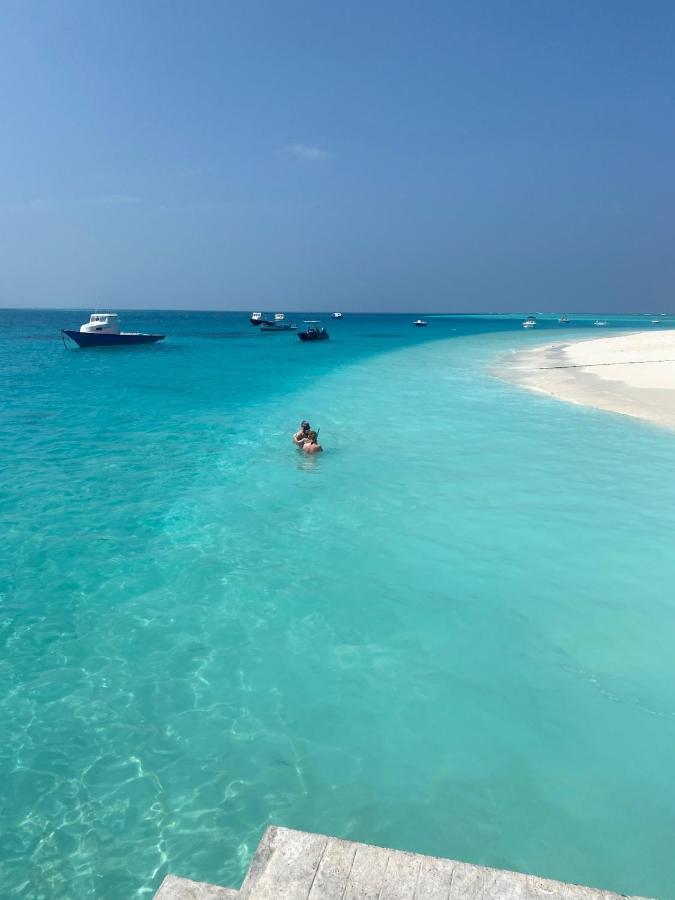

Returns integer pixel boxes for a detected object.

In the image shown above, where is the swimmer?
[302,430,323,454]
[293,421,310,446]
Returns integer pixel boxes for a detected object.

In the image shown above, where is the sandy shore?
[498,330,675,429]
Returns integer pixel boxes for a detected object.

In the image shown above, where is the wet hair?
[306,430,318,442]
[301,421,310,431]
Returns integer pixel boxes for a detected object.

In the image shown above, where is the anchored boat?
[61,313,165,347]
[413,319,428,327]
[250,312,274,326]
[298,321,329,341]
[260,320,297,332]
[522,316,537,329]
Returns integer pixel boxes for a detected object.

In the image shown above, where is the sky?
[1,0,674,313]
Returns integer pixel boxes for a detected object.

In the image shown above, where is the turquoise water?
[2,310,675,899]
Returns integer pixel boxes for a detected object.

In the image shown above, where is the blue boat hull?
[62,330,165,347]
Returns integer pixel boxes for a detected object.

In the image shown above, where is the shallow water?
[2,310,675,899]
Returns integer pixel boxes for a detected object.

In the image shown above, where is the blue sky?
[1,1,674,312]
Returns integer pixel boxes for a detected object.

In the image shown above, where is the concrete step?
[237,826,649,900]
[154,826,651,900]
[154,874,238,899]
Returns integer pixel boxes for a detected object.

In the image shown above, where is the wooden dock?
[154,826,649,899]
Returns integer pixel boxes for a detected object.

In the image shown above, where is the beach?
[499,329,675,429]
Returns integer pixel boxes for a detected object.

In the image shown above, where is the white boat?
[274,313,285,321]
[593,320,607,327]
[251,311,273,326]
[651,319,662,325]
[558,314,569,324]
[332,312,343,319]
[413,319,428,327]
[522,316,537,329]
[61,313,165,347]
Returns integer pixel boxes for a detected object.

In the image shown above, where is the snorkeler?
[293,421,311,445]
[302,430,323,454]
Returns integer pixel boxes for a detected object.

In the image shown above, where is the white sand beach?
[499,330,675,429]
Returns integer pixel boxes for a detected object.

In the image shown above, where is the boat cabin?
[80,313,120,334]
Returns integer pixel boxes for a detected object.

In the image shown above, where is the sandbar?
[498,330,675,429]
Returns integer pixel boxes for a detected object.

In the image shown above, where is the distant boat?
[260,320,297,332]
[250,312,273,326]
[61,313,165,347]
[593,320,607,327]
[522,316,537,329]
[413,319,428,327]
[651,319,662,325]
[558,314,569,324]
[332,312,343,319]
[298,321,329,341]
[274,313,285,321]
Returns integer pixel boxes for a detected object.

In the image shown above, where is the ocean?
[2,309,675,899]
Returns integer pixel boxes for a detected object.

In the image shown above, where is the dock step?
[155,826,650,900]
[154,874,238,899]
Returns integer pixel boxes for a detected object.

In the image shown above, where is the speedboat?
[651,319,662,325]
[274,313,285,321]
[522,316,537,329]
[332,312,343,319]
[61,313,165,347]
[593,320,607,327]
[558,314,569,324]
[413,319,428,327]
[298,321,329,341]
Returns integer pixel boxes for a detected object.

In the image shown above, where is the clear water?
[2,310,675,899]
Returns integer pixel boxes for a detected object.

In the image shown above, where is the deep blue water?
[2,309,675,899]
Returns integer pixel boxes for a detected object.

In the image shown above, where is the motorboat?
[522,316,537,329]
[274,313,286,321]
[260,320,297,332]
[413,319,428,327]
[593,320,607,327]
[298,321,329,341]
[558,315,569,324]
[61,313,165,347]
[651,319,662,325]
[332,312,343,319]
[250,312,274,326]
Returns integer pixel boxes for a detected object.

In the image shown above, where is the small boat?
[250,312,274,326]
[593,320,607,327]
[332,312,343,319]
[522,316,537,329]
[651,319,662,325]
[298,321,329,341]
[61,313,165,347]
[558,315,569,324]
[274,313,286,321]
[413,319,428,327]
[260,320,297,332]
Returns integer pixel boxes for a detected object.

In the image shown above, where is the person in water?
[302,430,322,454]
[293,421,310,445]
